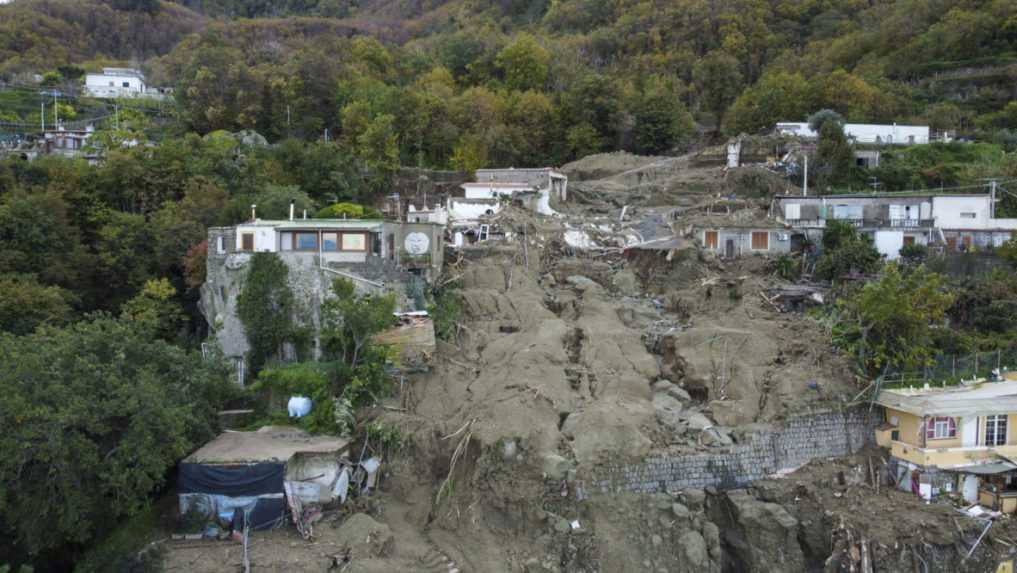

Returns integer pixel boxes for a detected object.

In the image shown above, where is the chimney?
[251,204,257,220]
[289,200,295,221]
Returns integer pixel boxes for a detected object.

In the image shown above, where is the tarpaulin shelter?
[179,426,349,531]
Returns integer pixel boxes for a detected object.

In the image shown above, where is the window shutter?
[949,417,956,437]
[926,418,935,439]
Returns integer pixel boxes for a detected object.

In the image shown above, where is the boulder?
[700,426,734,447]
[652,380,692,402]
[685,412,715,431]
[611,269,641,297]
[325,513,394,560]
[708,490,805,573]
[677,530,711,571]
[653,393,686,429]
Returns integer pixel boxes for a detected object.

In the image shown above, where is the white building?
[776,122,932,145]
[774,192,1017,259]
[84,68,166,99]
[932,195,1017,251]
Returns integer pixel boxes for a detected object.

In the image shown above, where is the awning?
[948,461,1017,475]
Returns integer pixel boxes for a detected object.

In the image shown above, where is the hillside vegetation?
[2,0,1017,168]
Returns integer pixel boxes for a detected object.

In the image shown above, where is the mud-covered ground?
[163,149,1017,572]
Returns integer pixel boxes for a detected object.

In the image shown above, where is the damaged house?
[201,211,443,384]
[875,377,1017,511]
[448,167,567,247]
[179,426,350,532]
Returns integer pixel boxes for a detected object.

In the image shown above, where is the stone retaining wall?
[586,409,880,494]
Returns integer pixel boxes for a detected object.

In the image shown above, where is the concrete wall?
[235,224,277,252]
[701,228,791,257]
[934,196,992,229]
[583,409,878,494]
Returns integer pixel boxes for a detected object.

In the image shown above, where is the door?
[705,230,718,249]
[963,475,979,504]
[725,239,735,258]
[241,233,254,252]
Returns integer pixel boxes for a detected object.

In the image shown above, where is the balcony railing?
[783,217,934,229]
[890,440,1017,468]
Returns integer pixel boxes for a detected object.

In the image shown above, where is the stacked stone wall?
[586,409,879,494]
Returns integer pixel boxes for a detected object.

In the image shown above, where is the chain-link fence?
[881,347,1017,388]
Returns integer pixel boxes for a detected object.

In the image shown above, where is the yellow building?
[876,378,1017,512]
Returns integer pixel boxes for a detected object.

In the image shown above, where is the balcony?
[889,218,935,229]
[890,441,1017,469]
[783,218,934,230]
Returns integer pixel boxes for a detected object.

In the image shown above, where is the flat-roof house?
[84,67,170,100]
[776,122,932,145]
[201,215,444,385]
[875,377,1017,511]
[179,426,350,532]
[774,193,1017,259]
[774,194,936,260]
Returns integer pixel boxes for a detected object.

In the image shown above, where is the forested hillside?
[2,0,1017,168]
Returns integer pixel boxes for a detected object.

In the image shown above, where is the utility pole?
[323,128,329,143]
[869,177,881,192]
[802,154,808,196]
[40,101,45,132]
[53,91,58,126]
[990,179,998,219]
[115,103,119,131]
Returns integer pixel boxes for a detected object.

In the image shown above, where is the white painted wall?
[933,196,992,229]
[448,199,501,222]
[874,230,904,259]
[775,122,930,144]
[235,225,277,252]
[84,70,146,98]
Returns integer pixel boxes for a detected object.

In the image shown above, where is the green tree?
[0,316,231,564]
[836,263,954,375]
[316,203,382,219]
[811,110,854,187]
[121,278,186,342]
[814,220,882,281]
[724,71,813,135]
[320,278,396,370]
[495,33,550,92]
[631,76,695,154]
[693,51,743,134]
[0,274,74,335]
[236,253,300,372]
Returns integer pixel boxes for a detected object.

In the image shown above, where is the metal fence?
[881,347,1017,388]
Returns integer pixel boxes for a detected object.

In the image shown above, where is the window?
[751,231,769,250]
[925,416,957,440]
[960,212,977,219]
[241,233,254,251]
[108,81,114,87]
[986,415,1008,446]
[341,233,366,251]
[903,236,916,246]
[784,203,800,220]
[216,236,225,254]
[705,230,718,249]
[322,232,339,252]
[122,81,130,88]
[296,232,318,251]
